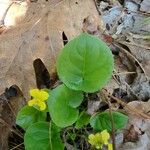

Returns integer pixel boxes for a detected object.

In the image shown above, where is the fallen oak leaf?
[0,0,100,99]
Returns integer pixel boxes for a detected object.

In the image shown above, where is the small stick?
[114,42,148,80]
[119,41,150,50]
[10,143,23,150]
[113,71,136,75]
[103,89,150,119]
[107,99,116,150]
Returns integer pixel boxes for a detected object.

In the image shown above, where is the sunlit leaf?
[48,84,83,127]
[90,111,128,132]
[16,105,46,130]
[57,33,114,92]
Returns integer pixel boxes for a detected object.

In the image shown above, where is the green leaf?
[48,84,83,127]
[24,122,64,150]
[75,111,90,129]
[16,105,46,130]
[56,33,114,92]
[49,122,64,150]
[90,111,128,132]
[24,122,50,150]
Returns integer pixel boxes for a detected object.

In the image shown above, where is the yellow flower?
[88,133,102,149]
[108,143,113,150]
[101,130,110,145]
[28,89,49,111]
[88,130,113,150]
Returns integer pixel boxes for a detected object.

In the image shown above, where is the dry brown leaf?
[0,0,100,99]
[124,42,150,79]
[124,100,150,134]
[121,100,150,150]
[0,85,24,149]
[124,125,139,143]
[140,0,150,13]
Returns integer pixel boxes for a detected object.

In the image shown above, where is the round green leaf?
[16,105,46,130]
[56,33,114,92]
[24,122,50,150]
[48,84,83,127]
[90,111,128,132]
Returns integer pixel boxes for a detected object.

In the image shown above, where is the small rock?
[98,1,109,12]
[87,101,101,115]
[102,6,122,27]
[124,0,139,12]
[140,0,150,13]
[115,132,124,147]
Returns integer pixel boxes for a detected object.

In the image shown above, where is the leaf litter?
[0,0,150,149]
[94,0,150,149]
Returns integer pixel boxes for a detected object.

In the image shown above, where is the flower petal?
[88,134,95,145]
[38,101,46,111]
[39,90,49,101]
[101,130,110,145]
[29,89,40,97]
[95,133,101,139]
[28,99,37,106]
[95,144,102,149]
[108,143,113,150]
[88,134,95,140]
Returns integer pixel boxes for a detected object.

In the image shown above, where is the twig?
[113,71,136,75]
[10,143,23,150]
[114,42,148,80]
[103,89,150,119]
[113,69,122,84]
[107,99,116,150]
[112,74,121,86]
[119,41,150,50]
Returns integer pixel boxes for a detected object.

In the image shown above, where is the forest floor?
[0,0,150,150]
